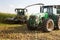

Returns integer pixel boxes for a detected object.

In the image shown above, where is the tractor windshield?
[40,6,53,14]
[15,9,25,15]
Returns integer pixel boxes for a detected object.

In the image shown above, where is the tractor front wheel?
[27,22,36,30]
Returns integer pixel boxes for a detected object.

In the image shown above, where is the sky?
[0,0,60,14]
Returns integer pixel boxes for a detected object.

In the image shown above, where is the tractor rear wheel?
[42,19,54,32]
[57,17,60,29]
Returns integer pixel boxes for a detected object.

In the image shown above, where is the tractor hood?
[28,12,48,26]
[28,13,46,26]
[30,13,46,18]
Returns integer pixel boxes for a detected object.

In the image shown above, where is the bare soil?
[0,24,60,40]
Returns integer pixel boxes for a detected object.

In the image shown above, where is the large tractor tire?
[42,19,54,32]
[57,17,60,29]
[27,22,36,30]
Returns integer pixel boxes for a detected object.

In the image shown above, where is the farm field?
[0,12,16,23]
[0,13,60,40]
[0,23,60,40]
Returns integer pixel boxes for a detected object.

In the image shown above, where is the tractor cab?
[15,8,27,16]
[40,5,60,20]
[15,8,27,22]
[41,5,60,15]
[40,6,53,16]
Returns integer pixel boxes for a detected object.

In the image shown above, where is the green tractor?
[27,5,60,32]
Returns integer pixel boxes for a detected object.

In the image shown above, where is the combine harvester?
[26,4,60,32]
[5,8,27,23]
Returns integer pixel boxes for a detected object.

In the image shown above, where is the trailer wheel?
[57,17,60,29]
[42,19,54,32]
